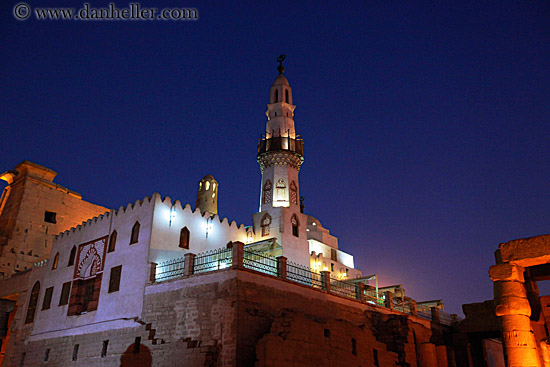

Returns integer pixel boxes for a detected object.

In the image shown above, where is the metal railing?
[156,257,186,282]
[243,250,277,276]
[330,277,357,299]
[440,311,454,326]
[365,289,383,305]
[392,298,412,314]
[194,248,232,274]
[286,261,323,288]
[257,135,304,157]
[417,307,433,321]
[151,245,460,326]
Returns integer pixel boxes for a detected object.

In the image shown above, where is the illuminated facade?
[0,161,107,278]
[0,60,462,367]
[252,62,360,278]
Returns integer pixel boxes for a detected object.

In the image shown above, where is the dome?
[202,174,216,181]
[272,74,289,86]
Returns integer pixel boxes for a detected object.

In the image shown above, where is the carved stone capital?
[489,263,524,282]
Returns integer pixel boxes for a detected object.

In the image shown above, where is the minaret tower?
[253,55,309,266]
[195,174,218,215]
[257,55,304,212]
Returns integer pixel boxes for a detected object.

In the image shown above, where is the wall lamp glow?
[169,207,177,227]
[205,217,213,238]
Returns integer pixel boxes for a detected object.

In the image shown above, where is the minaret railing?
[257,135,304,157]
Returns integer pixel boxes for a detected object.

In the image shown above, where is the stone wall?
[0,161,107,276]
[2,267,457,367]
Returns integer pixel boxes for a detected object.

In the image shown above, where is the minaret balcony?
[257,135,304,158]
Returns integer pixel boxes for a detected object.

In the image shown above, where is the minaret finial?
[276,54,286,75]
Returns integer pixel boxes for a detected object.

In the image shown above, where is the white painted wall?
[25,195,155,338]
[148,195,247,265]
[252,207,311,267]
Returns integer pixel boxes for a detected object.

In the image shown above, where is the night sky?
[1,1,549,315]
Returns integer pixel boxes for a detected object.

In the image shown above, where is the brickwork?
[0,161,107,277]
[142,271,238,366]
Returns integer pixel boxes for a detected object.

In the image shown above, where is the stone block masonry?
[0,161,107,277]
[4,267,457,366]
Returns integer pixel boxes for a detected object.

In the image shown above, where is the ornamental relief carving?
[73,236,108,280]
[257,152,303,172]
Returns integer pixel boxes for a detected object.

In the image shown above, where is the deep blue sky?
[1,1,549,315]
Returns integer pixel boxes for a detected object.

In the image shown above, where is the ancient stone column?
[418,342,438,367]
[436,345,448,367]
[490,263,539,367]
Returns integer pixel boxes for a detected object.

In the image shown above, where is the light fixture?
[205,217,213,238]
[168,206,177,227]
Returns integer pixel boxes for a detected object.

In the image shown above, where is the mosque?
[0,58,504,367]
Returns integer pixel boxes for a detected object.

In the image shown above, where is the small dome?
[202,174,216,181]
[272,74,289,86]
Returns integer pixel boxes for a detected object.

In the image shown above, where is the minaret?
[195,174,218,215]
[257,55,304,212]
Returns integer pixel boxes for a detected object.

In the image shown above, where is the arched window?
[25,282,40,324]
[130,222,140,245]
[290,181,298,205]
[276,178,287,202]
[108,230,117,252]
[51,252,59,270]
[68,246,76,266]
[285,89,289,103]
[262,180,272,204]
[291,215,299,237]
[179,227,190,249]
[274,89,279,103]
[260,213,272,237]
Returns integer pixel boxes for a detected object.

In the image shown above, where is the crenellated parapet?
[155,194,246,231]
[55,195,156,239]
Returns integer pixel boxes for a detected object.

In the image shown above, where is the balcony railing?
[257,136,304,157]
[150,243,459,326]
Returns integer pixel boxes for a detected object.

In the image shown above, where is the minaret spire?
[277,54,285,75]
[252,57,309,267]
[256,57,304,211]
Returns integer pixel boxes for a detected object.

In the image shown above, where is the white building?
[18,60,361,340]
[0,59,464,367]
